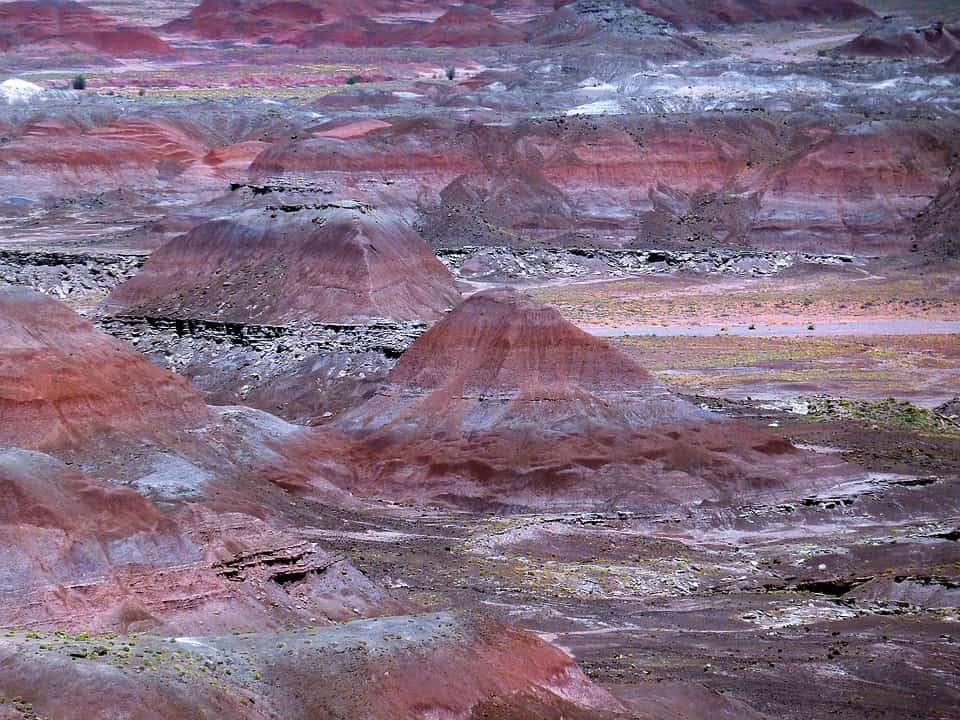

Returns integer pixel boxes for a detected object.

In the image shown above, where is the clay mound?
[0,612,626,719]
[834,19,960,59]
[301,5,526,47]
[530,0,681,45]
[338,288,710,435]
[103,207,460,324]
[418,4,525,45]
[276,290,852,511]
[297,15,411,47]
[163,0,433,43]
[0,287,211,452]
[390,288,655,398]
[0,0,171,56]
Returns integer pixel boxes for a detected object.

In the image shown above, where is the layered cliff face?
[161,0,875,44]
[0,287,211,451]
[277,290,852,511]
[159,0,727,51]
[249,115,957,254]
[745,121,955,253]
[163,0,519,46]
[103,207,460,324]
[0,0,171,56]
[0,112,270,203]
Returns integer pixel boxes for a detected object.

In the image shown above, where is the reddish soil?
[274,290,857,511]
[0,287,210,451]
[103,207,460,324]
[251,114,957,254]
[0,613,629,719]
[0,0,171,56]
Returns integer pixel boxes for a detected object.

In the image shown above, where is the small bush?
[345,75,360,85]
[445,67,456,81]
[138,88,146,97]
[72,74,86,90]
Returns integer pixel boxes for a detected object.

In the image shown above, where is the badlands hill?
[103,207,460,324]
[0,286,210,450]
[282,289,855,511]
[0,0,171,56]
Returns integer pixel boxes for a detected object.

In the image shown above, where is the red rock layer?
[252,115,956,254]
[103,207,460,324]
[163,0,427,43]
[0,0,171,56]
[0,114,265,201]
[835,20,960,59]
[162,0,723,48]
[745,121,955,253]
[0,287,211,452]
[279,290,850,511]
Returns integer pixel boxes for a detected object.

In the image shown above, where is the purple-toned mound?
[278,289,856,511]
[834,19,960,59]
[103,207,460,324]
[0,0,171,56]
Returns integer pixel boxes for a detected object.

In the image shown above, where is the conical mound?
[282,290,854,511]
[342,288,703,434]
